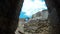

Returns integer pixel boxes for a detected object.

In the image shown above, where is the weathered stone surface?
[0,0,24,34]
[24,18,49,34]
[45,0,60,34]
[24,10,49,34]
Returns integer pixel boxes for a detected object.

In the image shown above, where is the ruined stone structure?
[32,10,48,20]
[0,0,60,34]
[0,0,24,34]
[24,10,49,34]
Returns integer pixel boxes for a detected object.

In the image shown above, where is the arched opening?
[17,0,49,34]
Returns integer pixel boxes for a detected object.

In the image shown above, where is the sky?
[19,0,47,18]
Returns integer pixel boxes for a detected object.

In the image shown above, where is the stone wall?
[0,0,24,34]
[45,0,60,34]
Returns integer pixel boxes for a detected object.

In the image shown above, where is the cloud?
[21,0,47,17]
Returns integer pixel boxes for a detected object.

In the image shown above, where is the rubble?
[24,10,49,34]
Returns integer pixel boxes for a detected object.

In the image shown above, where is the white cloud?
[21,0,47,17]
